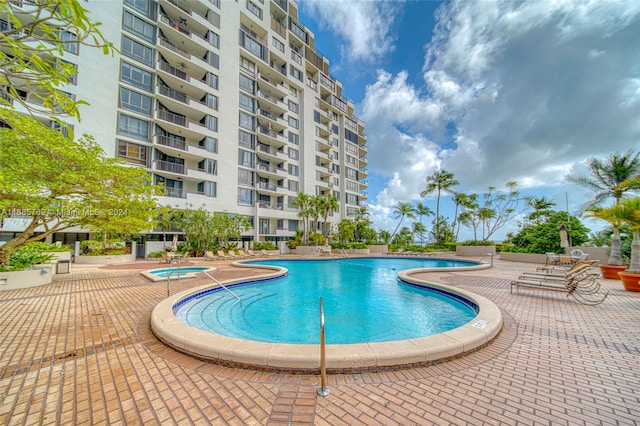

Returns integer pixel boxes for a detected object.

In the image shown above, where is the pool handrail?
[203,271,241,302]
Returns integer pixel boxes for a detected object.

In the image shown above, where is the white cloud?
[360,0,640,237]
[300,0,403,61]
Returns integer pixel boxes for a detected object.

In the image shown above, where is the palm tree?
[390,201,415,242]
[567,150,640,213]
[567,150,640,266]
[413,202,434,245]
[420,169,459,245]
[589,198,640,273]
[526,196,556,224]
[412,221,427,245]
[585,206,624,266]
[320,194,339,238]
[292,192,312,245]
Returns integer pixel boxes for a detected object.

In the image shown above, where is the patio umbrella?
[559,225,569,249]
[172,234,178,252]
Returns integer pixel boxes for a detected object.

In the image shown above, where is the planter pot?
[75,253,136,264]
[599,264,627,280]
[618,271,640,292]
[0,265,54,291]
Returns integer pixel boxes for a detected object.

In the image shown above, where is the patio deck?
[1,256,638,425]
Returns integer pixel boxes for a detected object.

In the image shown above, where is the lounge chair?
[204,250,216,260]
[228,249,246,259]
[217,250,231,260]
[543,252,560,266]
[511,264,608,305]
[245,249,259,258]
[524,261,598,281]
[260,249,275,257]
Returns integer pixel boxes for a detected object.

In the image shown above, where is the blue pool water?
[173,258,478,344]
[149,266,210,278]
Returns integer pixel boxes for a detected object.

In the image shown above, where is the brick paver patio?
[1,257,639,425]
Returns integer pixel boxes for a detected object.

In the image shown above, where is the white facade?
[2,0,368,243]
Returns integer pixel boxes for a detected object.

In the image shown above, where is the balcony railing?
[163,187,186,198]
[158,84,188,104]
[158,36,191,59]
[158,59,188,81]
[156,135,186,151]
[157,109,187,127]
[155,160,186,175]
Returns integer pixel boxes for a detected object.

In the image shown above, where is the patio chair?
[228,249,246,259]
[544,252,560,266]
[205,250,216,260]
[260,249,275,257]
[511,265,608,305]
[160,252,168,264]
[217,250,231,260]
[245,249,259,258]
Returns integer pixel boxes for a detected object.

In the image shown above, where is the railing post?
[317,297,330,396]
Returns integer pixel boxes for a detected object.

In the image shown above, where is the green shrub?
[254,242,277,250]
[0,249,55,272]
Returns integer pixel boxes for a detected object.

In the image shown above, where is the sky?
[297,0,640,242]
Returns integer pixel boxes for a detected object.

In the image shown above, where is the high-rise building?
[1,0,368,247]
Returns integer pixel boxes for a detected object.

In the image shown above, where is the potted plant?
[585,207,627,279]
[589,198,640,290]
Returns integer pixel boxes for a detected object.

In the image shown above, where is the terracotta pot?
[599,264,627,280]
[618,271,640,292]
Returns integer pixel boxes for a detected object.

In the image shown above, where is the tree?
[413,202,433,245]
[566,150,640,213]
[479,182,522,242]
[0,0,115,121]
[320,194,339,237]
[291,192,312,245]
[389,201,415,242]
[567,150,640,265]
[502,211,590,254]
[420,169,459,245]
[0,112,161,266]
[411,221,427,245]
[526,196,556,224]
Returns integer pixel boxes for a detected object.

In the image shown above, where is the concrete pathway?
[0,257,638,425]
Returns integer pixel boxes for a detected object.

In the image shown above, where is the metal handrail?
[317,297,329,396]
[203,271,240,301]
[166,260,181,296]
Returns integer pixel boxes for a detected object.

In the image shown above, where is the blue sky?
[298,0,640,241]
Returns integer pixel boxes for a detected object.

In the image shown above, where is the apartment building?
[1,0,368,246]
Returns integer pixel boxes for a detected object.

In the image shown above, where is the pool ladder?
[203,271,241,302]
[317,297,330,396]
[166,260,181,297]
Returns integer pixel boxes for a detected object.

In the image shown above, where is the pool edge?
[150,262,503,373]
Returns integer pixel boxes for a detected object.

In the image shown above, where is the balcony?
[256,163,286,179]
[154,160,186,175]
[257,125,287,146]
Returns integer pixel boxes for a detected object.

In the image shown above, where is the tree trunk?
[628,231,640,273]
[607,227,624,266]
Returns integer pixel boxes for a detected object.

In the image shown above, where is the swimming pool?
[141,266,215,282]
[173,258,478,344]
[151,256,502,372]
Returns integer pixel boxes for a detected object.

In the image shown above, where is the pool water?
[149,266,210,278]
[174,258,478,344]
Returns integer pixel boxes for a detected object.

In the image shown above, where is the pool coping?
[150,258,503,373]
[140,266,217,282]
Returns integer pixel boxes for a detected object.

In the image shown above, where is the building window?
[314,110,321,123]
[120,87,152,115]
[60,31,78,54]
[239,111,255,130]
[124,0,155,19]
[206,31,219,48]
[56,59,77,85]
[246,0,262,18]
[288,219,298,231]
[198,158,217,175]
[288,117,298,128]
[240,57,256,75]
[118,140,148,166]
[199,136,218,153]
[239,130,255,149]
[238,188,254,206]
[288,180,298,192]
[289,86,298,97]
[202,115,218,131]
[238,169,254,186]
[198,181,217,197]
[288,147,299,160]
[238,149,255,167]
[288,132,299,145]
[118,113,149,140]
[346,193,358,205]
[289,65,302,81]
[288,164,299,176]
[122,36,154,66]
[123,11,155,43]
[239,74,255,94]
[121,62,153,92]
[272,37,284,53]
[347,167,358,180]
[288,100,299,113]
[205,72,219,89]
[239,92,255,112]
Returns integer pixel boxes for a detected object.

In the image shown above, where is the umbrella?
[172,234,178,252]
[559,225,569,249]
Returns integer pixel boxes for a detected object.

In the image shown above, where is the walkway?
[0,257,638,425]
